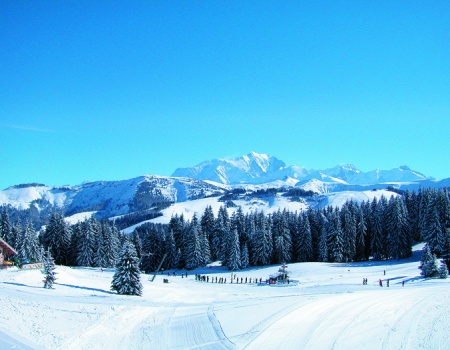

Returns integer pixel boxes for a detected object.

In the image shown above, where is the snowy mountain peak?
[172,152,431,186]
[172,152,286,185]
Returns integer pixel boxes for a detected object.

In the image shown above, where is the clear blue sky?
[1,1,449,189]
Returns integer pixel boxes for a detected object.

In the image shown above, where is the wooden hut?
[0,237,17,266]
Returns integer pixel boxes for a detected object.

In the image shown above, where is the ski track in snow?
[1,245,449,350]
[243,285,450,350]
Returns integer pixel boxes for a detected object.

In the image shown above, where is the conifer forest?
[1,188,449,273]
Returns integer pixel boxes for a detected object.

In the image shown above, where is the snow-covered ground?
[1,244,449,350]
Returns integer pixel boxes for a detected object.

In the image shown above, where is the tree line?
[1,188,449,274]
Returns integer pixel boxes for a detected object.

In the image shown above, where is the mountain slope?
[0,176,226,218]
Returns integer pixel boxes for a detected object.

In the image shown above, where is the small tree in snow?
[111,241,143,296]
[42,249,57,289]
[439,261,448,279]
[419,244,440,278]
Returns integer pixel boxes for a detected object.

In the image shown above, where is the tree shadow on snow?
[56,283,114,294]
[2,282,43,289]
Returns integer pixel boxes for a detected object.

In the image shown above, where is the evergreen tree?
[419,244,440,278]
[341,203,356,262]
[0,208,11,243]
[227,228,241,270]
[439,260,448,279]
[185,217,203,270]
[272,211,292,264]
[295,213,313,262]
[422,203,441,254]
[42,249,57,289]
[385,196,412,260]
[328,210,344,263]
[161,230,176,269]
[76,219,96,267]
[111,240,143,296]
[317,212,329,262]
[354,207,367,261]
[370,198,385,260]
[240,242,249,268]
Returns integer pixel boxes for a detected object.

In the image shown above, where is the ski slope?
[0,244,449,350]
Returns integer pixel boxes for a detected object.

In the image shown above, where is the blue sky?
[1,1,449,189]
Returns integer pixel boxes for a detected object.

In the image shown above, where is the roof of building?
[0,237,18,256]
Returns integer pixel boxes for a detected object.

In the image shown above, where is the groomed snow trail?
[243,285,450,350]
[164,305,235,349]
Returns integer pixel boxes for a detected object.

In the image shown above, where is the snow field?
[0,244,449,350]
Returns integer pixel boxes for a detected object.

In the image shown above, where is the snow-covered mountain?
[1,152,448,227]
[172,152,429,186]
[0,175,226,218]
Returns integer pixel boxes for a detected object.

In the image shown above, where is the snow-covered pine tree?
[240,242,249,269]
[26,221,42,262]
[76,219,95,267]
[439,260,448,279]
[42,249,57,289]
[42,212,72,265]
[0,208,11,243]
[328,210,344,263]
[370,197,385,260]
[422,197,441,254]
[354,206,367,261]
[185,216,203,270]
[385,196,412,260]
[341,203,356,262]
[419,244,440,278]
[272,210,292,264]
[317,212,329,262]
[295,213,313,262]
[111,240,143,296]
[227,228,241,270]
[201,205,215,257]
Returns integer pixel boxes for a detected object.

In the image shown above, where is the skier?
[402,281,405,287]
[379,279,383,287]
[387,279,389,287]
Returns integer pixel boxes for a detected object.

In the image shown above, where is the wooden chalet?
[0,237,18,266]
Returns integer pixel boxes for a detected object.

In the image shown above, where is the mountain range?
[1,152,449,225]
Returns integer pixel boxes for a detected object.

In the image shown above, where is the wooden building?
[0,237,17,266]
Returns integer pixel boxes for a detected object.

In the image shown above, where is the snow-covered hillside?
[0,176,226,218]
[1,244,448,349]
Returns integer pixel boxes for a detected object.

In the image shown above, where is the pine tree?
[370,198,385,260]
[111,240,142,296]
[0,208,11,243]
[354,207,367,261]
[240,242,249,268]
[295,213,313,262]
[419,244,440,278]
[76,219,96,267]
[422,195,441,254]
[184,218,203,270]
[439,261,448,279]
[328,210,344,263]
[227,228,241,270]
[42,249,57,289]
[385,196,412,260]
[272,211,292,264]
[317,212,329,262]
[341,204,356,262]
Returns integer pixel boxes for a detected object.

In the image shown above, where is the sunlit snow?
[1,244,448,349]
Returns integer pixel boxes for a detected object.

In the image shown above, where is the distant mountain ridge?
[1,152,448,225]
[172,151,429,185]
